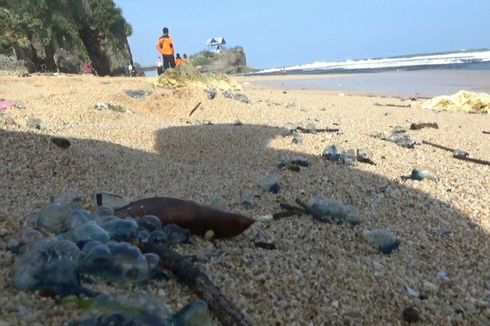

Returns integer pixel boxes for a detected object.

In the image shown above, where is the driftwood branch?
[483,131,490,135]
[296,126,340,133]
[141,243,251,326]
[422,140,490,166]
[188,102,202,117]
[410,122,439,130]
[374,102,411,108]
[295,198,329,222]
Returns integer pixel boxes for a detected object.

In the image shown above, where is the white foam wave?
[258,50,490,74]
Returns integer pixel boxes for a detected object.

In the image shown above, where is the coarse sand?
[0,74,489,325]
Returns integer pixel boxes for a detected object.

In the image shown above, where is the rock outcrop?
[0,0,133,76]
[191,47,251,74]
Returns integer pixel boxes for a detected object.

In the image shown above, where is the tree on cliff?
[0,0,133,75]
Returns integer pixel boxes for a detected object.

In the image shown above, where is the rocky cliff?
[0,0,132,75]
[191,47,252,74]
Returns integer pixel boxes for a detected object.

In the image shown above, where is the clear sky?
[114,0,490,69]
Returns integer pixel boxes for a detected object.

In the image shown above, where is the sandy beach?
[0,73,489,325]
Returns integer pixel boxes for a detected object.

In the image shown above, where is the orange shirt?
[156,36,174,55]
[175,57,182,65]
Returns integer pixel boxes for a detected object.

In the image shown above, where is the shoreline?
[239,69,490,98]
[0,74,489,324]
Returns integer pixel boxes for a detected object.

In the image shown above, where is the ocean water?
[252,49,490,97]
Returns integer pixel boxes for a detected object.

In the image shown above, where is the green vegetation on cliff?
[0,0,132,75]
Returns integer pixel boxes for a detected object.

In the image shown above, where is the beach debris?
[38,199,81,233]
[287,163,300,172]
[374,102,411,108]
[409,168,439,182]
[170,300,212,326]
[26,117,41,130]
[298,123,316,134]
[115,197,254,238]
[276,156,288,168]
[373,127,416,148]
[70,292,169,325]
[356,148,376,165]
[189,102,201,117]
[205,88,217,100]
[290,156,310,168]
[209,194,230,212]
[222,90,233,99]
[453,149,469,159]
[92,191,132,210]
[233,119,243,126]
[233,92,250,104]
[405,285,421,298]
[483,130,490,135]
[141,242,252,326]
[0,99,16,110]
[322,144,345,162]
[362,229,400,254]
[422,90,490,113]
[280,123,296,136]
[309,196,360,225]
[137,215,162,232]
[94,102,133,113]
[254,241,276,250]
[7,227,44,255]
[11,237,88,296]
[125,89,152,99]
[51,137,71,149]
[241,194,258,209]
[402,306,421,323]
[291,132,303,144]
[422,140,490,166]
[261,172,280,194]
[410,122,439,130]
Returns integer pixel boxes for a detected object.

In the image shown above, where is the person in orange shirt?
[183,53,191,63]
[156,27,175,70]
[175,53,182,65]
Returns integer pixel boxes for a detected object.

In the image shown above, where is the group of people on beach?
[156,27,191,75]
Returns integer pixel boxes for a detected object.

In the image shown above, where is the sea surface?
[252,49,490,97]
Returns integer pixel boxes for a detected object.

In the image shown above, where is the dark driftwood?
[142,243,251,326]
[374,102,411,108]
[272,210,301,219]
[279,202,306,213]
[296,126,340,133]
[483,131,490,135]
[410,122,439,130]
[422,140,490,166]
[188,102,202,117]
[295,198,328,222]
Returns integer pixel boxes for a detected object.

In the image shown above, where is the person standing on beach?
[183,53,191,63]
[175,53,182,65]
[156,27,175,71]
[156,57,163,75]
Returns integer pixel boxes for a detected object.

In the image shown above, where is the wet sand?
[0,74,489,325]
[246,69,490,98]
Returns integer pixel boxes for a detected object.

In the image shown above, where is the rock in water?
[410,168,439,182]
[362,229,400,254]
[170,300,212,326]
[12,238,81,294]
[92,191,132,210]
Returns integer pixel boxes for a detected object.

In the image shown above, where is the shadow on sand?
[1,124,488,324]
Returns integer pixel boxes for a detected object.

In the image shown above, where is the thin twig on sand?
[141,243,251,326]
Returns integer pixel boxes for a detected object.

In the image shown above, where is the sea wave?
[258,49,490,74]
